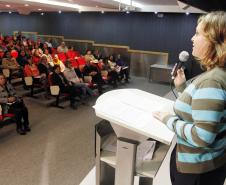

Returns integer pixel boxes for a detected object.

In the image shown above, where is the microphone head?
[179,51,189,62]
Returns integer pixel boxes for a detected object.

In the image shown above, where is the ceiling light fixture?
[24,0,81,9]
[58,10,62,14]
[41,12,44,15]
[113,0,143,8]
[186,12,190,15]
[101,10,104,14]
[6,5,11,7]
[9,11,12,14]
[38,8,42,11]
[24,4,29,6]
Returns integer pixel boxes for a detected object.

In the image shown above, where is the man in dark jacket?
[82,60,104,94]
[51,65,81,109]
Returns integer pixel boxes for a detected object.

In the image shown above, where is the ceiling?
[0,0,206,15]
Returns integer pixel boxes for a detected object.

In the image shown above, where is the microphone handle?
[172,61,183,77]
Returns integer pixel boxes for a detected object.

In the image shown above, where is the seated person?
[83,59,104,94]
[42,49,54,67]
[53,54,65,72]
[37,56,52,98]
[45,38,53,48]
[64,61,96,97]
[0,74,30,135]
[84,50,95,63]
[17,50,29,67]
[2,51,22,78]
[38,55,52,76]
[24,57,48,96]
[93,50,103,60]
[57,42,68,53]
[102,58,119,88]
[32,48,42,65]
[51,65,81,109]
[24,56,42,78]
[108,55,121,73]
[116,54,129,82]
[42,43,52,54]
[2,51,12,67]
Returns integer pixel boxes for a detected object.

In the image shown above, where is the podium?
[93,89,175,185]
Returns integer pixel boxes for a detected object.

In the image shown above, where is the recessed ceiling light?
[154,11,158,14]
[9,11,12,14]
[186,12,190,15]
[58,10,62,14]
[126,11,130,14]
[24,4,29,7]
[41,12,44,16]
[101,10,104,14]
[6,5,10,7]
[38,8,42,11]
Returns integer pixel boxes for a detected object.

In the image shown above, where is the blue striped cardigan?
[163,67,226,173]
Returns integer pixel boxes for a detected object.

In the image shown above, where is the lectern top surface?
[93,89,175,145]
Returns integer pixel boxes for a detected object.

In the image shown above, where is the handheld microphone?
[172,51,189,77]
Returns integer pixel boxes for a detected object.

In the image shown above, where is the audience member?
[57,42,68,53]
[53,54,65,72]
[84,50,95,63]
[116,54,129,83]
[52,65,81,109]
[0,74,30,135]
[83,59,104,94]
[17,50,29,67]
[102,58,119,87]
[64,61,95,97]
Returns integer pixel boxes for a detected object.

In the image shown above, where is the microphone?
[172,51,189,77]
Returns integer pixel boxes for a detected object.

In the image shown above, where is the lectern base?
[79,167,152,185]
[115,138,138,185]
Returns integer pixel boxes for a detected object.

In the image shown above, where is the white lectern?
[93,89,175,185]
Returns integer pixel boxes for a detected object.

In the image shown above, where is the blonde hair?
[198,11,226,69]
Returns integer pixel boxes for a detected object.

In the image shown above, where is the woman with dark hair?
[153,11,226,185]
[17,50,29,67]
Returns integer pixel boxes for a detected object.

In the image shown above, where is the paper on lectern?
[93,89,175,145]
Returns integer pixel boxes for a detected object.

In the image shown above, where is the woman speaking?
[153,11,226,185]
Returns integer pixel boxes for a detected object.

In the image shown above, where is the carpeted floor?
[0,77,171,185]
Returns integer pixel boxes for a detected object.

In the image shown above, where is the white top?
[93,89,175,145]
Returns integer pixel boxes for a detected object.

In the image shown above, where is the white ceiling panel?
[0,0,204,14]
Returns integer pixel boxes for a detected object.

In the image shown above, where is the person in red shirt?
[32,49,41,65]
